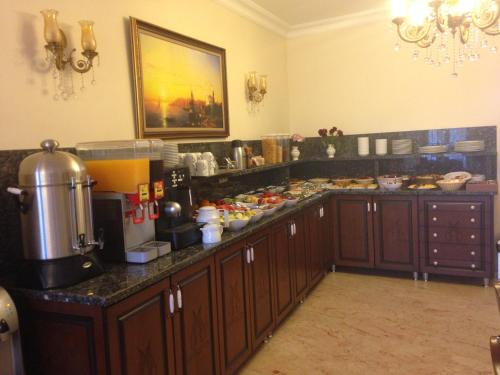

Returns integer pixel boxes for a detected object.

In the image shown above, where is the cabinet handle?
[470,218,476,223]
[433,233,438,238]
[433,248,438,254]
[471,251,476,256]
[367,202,371,212]
[470,234,476,240]
[294,222,297,236]
[292,221,296,236]
[433,261,439,266]
[176,286,183,310]
[432,204,437,210]
[250,246,255,262]
[374,202,377,212]
[168,290,175,316]
[470,205,476,210]
[432,217,437,222]
[471,264,476,269]
[246,247,251,264]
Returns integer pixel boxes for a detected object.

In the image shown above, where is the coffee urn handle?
[6,187,29,214]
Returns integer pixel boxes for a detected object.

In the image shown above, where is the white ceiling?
[216,0,390,37]
[250,0,388,26]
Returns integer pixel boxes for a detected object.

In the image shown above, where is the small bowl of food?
[436,178,466,192]
[248,209,264,223]
[332,177,352,187]
[353,177,375,186]
[261,205,278,217]
[377,175,403,191]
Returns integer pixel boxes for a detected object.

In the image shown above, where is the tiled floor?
[241,272,499,375]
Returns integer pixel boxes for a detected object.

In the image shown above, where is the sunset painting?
[130,18,229,139]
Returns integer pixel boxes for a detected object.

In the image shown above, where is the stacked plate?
[454,140,485,152]
[161,142,179,167]
[418,145,448,154]
[391,139,413,154]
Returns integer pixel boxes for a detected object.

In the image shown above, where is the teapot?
[200,223,223,244]
[196,206,228,225]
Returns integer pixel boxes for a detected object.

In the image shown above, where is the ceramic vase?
[291,146,300,161]
[326,144,336,158]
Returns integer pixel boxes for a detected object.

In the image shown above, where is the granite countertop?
[5,188,495,307]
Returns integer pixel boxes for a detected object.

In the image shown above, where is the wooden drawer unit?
[419,195,494,282]
[427,227,482,245]
[427,210,483,229]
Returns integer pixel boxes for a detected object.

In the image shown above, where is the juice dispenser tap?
[148,181,164,220]
[125,183,150,224]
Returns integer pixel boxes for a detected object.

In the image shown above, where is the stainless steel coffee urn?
[8,140,103,289]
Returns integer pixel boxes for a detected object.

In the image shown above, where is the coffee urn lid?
[18,139,89,186]
[231,140,242,148]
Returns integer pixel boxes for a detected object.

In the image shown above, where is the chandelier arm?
[459,24,470,44]
[484,27,500,35]
[396,21,432,43]
[68,49,97,74]
[433,2,446,33]
[472,0,500,30]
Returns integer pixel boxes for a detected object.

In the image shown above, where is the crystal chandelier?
[391,0,500,76]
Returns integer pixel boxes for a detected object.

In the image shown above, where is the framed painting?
[129,17,230,139]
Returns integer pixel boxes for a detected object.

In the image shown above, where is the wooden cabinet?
[373,196,418,272]
[247,231,275,348]
[107,278,175,375]
[419,195,493,282]
[305,202,327,288]
[215,241,253,375]
[272,218,295,325]
[332,195,418,274]
[171,257,220,375]
[332,195,374,268]
[291,213,308,302]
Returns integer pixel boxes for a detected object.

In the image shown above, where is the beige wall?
[287,20,500,238]
[0,0,289,150]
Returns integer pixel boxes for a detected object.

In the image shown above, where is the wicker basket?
[436,179,465,192]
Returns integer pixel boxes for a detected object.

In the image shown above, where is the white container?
[144,241,172,257]
[375,139,387,156]
[126,246,158,263]
[201,223,223,244]
[358,137,370,156]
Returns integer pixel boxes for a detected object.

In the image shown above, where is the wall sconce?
[247,72,267,103]
[41,9,98,74]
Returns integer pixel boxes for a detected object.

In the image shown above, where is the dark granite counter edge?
[7,189,495,307]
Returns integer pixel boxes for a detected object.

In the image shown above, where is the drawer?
[426,258,484,272]
[427,211,482,229]
[427,244,482,262]
[426,202,483,213]
[428,227,482,245]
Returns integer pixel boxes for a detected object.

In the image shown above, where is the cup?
[358,137,369,156]
[202,152,214,162]
[196,159,209,176]
[375,139,387,156]
[184,153,197,176]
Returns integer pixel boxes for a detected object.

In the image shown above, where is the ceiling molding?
[215,0,388,38]
[288,7,387,38]
[214,0,289,36]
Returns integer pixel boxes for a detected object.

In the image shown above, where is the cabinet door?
[293,213,309,301]
[272,219,295,325]
[321,201,334,270]
[172,257,220,375]
[306,204,325,288]
[247,230,275,349]
[215,241,252,375]
[373,196,418,272]
[333,195,374,268]
[107,278,175,375]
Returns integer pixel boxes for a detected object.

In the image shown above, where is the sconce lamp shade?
[79,20,97,51]
[40,9,62,43]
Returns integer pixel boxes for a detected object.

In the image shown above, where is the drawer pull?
[470,205,476,210]
[432,217,437,222]
[471,264,476,269]
[471,251,476,256]
[433,261,439,266]
[433,248,438,254]
[470,218,475,223]
[433,233,438,238]
[470,234,476,240]
[432,204,437,210]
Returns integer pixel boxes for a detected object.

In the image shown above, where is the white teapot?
[201,223,223,244]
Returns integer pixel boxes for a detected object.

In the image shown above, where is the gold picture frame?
[129,17,230,139]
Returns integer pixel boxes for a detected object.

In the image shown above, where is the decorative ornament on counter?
[290,133,304,161]
[318,126,344,158]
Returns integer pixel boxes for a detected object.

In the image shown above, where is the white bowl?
[436,179,465,192]
[285,198,299,207]
[273,201,286,210]
[261,206,278,217]
[227,219,249,232]
[249,209,264,223]
[378,181,402,191]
